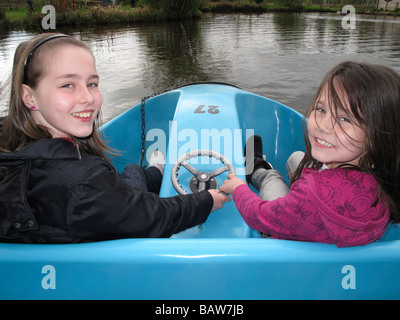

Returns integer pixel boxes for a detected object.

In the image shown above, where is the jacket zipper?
[76,144,82,160]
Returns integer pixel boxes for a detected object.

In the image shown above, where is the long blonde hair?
[0,33,112,160]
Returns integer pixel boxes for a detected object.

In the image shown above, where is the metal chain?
[139,83,187,167]
[140,97,146,167]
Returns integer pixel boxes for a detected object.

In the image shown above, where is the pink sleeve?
[232,181,322,242]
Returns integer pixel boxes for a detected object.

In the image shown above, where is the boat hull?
[1,83,399,299]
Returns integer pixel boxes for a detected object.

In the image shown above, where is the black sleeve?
[68,165,214,240]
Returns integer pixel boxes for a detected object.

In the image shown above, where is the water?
[1,12,400,123]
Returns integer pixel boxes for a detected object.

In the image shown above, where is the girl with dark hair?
[221,61,400,247]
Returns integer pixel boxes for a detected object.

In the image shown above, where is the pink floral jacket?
[232,168,390,247]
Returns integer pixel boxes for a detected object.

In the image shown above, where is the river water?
[1,12,400,122]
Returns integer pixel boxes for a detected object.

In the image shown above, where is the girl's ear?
[20,84,37,110]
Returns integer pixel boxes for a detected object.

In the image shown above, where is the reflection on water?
[1,12,400,122]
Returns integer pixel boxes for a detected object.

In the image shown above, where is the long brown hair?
[0,33,113,160]
[291,61,400,223]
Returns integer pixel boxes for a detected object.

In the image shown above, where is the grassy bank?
[1,1,397,31]
[201,1,382,14]
[2,5,193,30]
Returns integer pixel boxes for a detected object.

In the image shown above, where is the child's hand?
[208,189,231,212]
[220,173,247,195]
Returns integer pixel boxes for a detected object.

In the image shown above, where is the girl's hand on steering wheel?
[208,189,231,212]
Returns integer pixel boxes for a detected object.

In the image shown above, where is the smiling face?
[307,83,366,169]
[21,45,102,139]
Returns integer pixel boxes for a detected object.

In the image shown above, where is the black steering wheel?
[171,150,236,195]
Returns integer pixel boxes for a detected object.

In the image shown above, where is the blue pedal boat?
[1,83,399,299]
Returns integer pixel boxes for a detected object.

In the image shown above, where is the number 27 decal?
[194,105,220,114]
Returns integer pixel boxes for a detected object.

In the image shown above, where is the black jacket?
[0,138,213,243]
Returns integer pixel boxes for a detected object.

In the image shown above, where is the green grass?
[5,8,30,20]
[2,5,174,30]
[1,2,398,30]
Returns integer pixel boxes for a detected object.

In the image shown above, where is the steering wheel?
[171,150,236,195]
